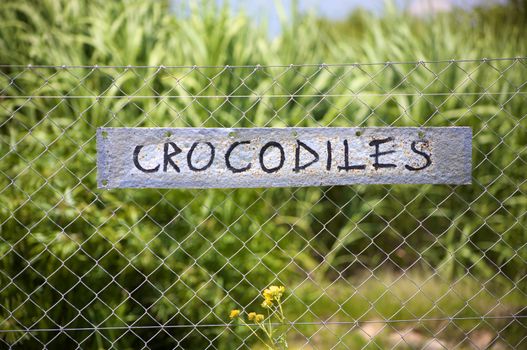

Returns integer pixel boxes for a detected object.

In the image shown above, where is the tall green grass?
[0,0,526,348]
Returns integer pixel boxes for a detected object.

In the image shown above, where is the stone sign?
[97,127,471,188]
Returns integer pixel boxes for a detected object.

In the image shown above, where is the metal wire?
[0,57,526,349]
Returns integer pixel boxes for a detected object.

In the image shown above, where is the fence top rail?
[0,56,526,69]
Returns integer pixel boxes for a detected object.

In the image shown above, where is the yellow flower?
[255,314,265,323]
[248,312,257,321]
[261,299,273,308]
[262,285,285,302]
[229,309,240,319]
[263,289,272,300]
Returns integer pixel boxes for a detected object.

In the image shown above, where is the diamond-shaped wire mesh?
[0,58,526,349]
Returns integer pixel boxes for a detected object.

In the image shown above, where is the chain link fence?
[0,58,526,349]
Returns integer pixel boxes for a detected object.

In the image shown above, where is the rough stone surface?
[97,127,472,189]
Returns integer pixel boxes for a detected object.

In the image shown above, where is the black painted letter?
[326,141,332,171]
[369,137,396,170]
[338,139,366,171]
[259,141,285,173]
[405,140,432,171]
[225,141,252,173]
[133,145,160,173]
[164,142,182,172]
[294,140,319,172]
[187,142,215,172]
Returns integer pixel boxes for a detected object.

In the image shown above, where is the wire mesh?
[0,57,526,349]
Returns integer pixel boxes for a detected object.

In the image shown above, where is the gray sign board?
[97,127,471,189]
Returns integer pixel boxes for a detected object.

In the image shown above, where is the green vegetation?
[0,0,526,348]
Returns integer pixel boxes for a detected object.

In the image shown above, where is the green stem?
[237,319,273,349]
[267,308,273,342]
[278,301,285,323]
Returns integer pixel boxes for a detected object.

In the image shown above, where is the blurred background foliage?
[0,0,526,348]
